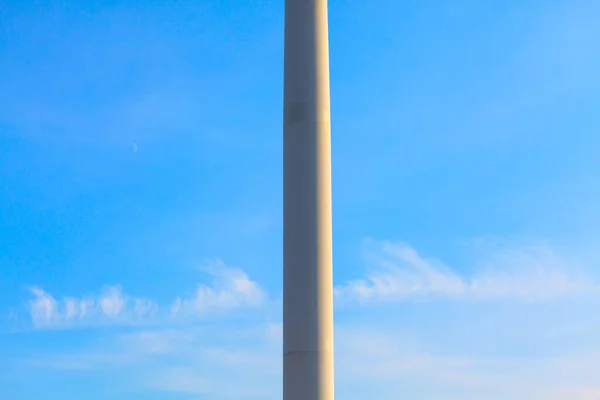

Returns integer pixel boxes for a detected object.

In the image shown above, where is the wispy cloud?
[27,285,156,329]
[20,324,281,398]
[335,239,599,304]
[26,240,599,329]
[19,320,600,400]
[25,259,265,329]
[334,326,600,400]
[170,259,265,318]
[13,239,600,399]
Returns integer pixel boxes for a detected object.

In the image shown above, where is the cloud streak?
[335,239,599,304]
[27,285,156,329]
[170,259,265,318]
[26,259,265,329]
[26,240,600,329]
[19,321,600,400]
[13,238,600,399]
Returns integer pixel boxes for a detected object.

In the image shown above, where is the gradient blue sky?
[1,1,600,399]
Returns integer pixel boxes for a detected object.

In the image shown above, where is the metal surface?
[283,0,334,399]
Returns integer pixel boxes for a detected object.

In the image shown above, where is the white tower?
[283,0,334,399]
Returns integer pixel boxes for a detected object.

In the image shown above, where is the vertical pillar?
[283,0,334,399]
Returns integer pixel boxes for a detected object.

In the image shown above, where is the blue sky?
[1,0,600,399]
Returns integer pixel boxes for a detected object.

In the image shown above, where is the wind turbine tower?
[283,0,334,399]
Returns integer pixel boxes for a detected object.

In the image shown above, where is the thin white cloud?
[19,320,600,400]
[98,286,127,317]
[19,324,281,398]
[28,287,59,326]
[27,285,156,329]
[335,239,599,304]
[25,259,265,329]
[333,326,600,400]
[170,259,265,317]
[16,240,600,399]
